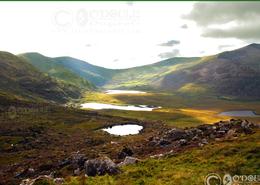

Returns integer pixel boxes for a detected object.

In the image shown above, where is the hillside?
[54,57,117,86]
[104,57,201,90]
[157,44,260,99]
[19,53,95,90]
[19,43,260,99]
[105,44,260,99]
[0,51,82,103]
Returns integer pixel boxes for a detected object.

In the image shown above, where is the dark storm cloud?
[158,49,180,59]
[159,40,180,47]
[183,2,260,40]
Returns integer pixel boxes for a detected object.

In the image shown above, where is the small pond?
[102,124,143,136]
[219,110,259,117]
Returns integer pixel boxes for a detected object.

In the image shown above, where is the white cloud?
[0,2,256,69]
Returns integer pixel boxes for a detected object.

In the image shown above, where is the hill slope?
[157,44,260,99]
[0,51,82,103]
[20,43,260,99]
[19,53,95,90]
[54,57,117,86]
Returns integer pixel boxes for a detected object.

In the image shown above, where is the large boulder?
[84,157,120,176]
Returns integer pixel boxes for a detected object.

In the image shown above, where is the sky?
[0,2,259,69]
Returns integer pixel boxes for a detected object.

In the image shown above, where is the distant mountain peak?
[247,43,260,49]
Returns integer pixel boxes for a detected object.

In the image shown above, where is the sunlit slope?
[55,57,117,86]
[104,57,201,90]
[19,53,95,90]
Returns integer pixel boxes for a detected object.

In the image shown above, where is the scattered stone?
[159,139,171,146]
[53,177,64,184]
[178,139,188,146]
[118,146,134,159]
[118,156,140,167]
[84,156,120,176]
[165,128,187,141]
[226,129,237,139]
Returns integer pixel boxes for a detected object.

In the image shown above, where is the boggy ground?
[0,98,167,185]
[1,91,260,185]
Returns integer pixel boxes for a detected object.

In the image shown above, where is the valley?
[0,44,260,185]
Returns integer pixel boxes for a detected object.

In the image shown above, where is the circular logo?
[223,174,232,185]
[205,173,222,185]
[8,106,17,119]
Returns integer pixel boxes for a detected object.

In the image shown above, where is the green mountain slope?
[104,57,201,90]
[19,43,260,99]
[19,53,95,90]
[55,57,117,86]
[0,51,81,103]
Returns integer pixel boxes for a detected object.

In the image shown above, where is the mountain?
[156,43,260,99]
[103,57,201,90]
[19,43,260,99]
[54,57,117,86]
[0,51,82,103]
[19,53,95,90]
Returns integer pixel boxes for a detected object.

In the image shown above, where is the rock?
[178,139,188,146]
[53,178,64,184]
[159,139,171,146]
[150,153,164,159]
[165,128,187,141]
[215,130,226,138]
[15,168,35,178]
[73,168,81,176]
[71,152,87,169]
[118,156,140,167]
[201,138,208,144]
[225,129,237,139]
[20,175,52,185]
[84,157,120,176]
[118,146,134,159]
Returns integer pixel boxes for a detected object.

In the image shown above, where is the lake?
[219,110,259,117]
[102,124,143,136]
[81,103,159,111]
[105,90,146,94]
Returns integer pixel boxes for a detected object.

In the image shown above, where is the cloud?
[113,59,119,62]
[202,23,260,40]
[158,49,180,59]
[183,2,260,40]
[159,40,180,47]
[181,24,188,29]
[183,2,260,26]
[218,44,235,50]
